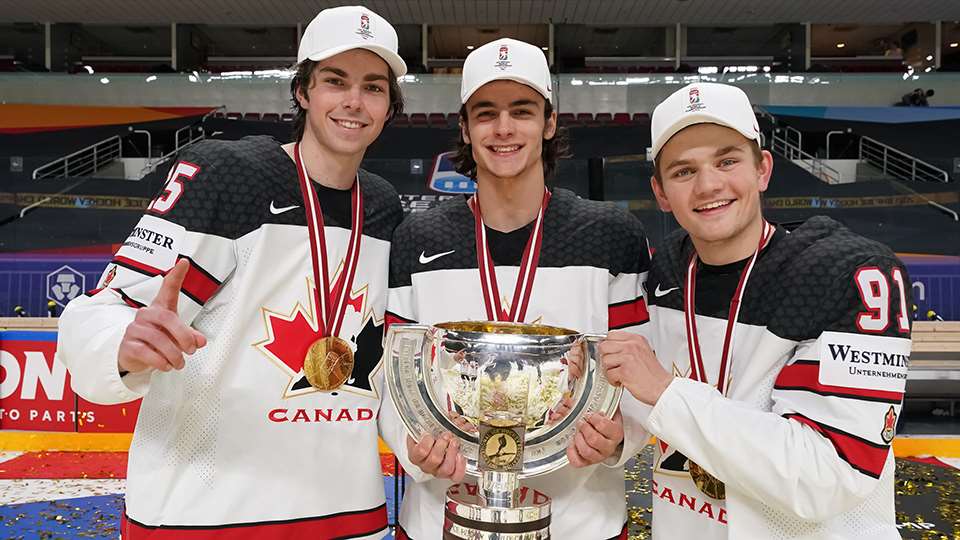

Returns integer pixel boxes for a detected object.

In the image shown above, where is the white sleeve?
[646,375,897,522]
[644,254,911,521]
[57,153,236,405]
[605,264,653,467]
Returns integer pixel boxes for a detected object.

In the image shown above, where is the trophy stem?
[480,470,520,507]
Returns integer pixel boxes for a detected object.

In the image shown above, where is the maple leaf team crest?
[881,405,897,443]
[101,265,117,288]
[254,277,379,398]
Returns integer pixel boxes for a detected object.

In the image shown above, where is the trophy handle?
[582,332,606,343]
[383,323,445,444]
[582,332,620,420]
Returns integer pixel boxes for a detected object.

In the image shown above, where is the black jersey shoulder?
[538,188,649,274]
[357,169,403,242]
[392,189,649,276]
[750,216,909,340]
[148,135,294,240]
[646,227,692,311]
[389,196,476,287]
[152,136,399,242]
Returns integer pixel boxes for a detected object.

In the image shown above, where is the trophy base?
[443,484,551,540]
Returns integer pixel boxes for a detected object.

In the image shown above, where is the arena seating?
[409,113,428,127]
[209,110,654,129]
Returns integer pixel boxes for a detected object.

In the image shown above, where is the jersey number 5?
[148,161,200,214]
[854,267,909,334]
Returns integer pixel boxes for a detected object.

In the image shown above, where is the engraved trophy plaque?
[385,321,621,539]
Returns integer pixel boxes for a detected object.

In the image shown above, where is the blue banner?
[0,254,110,318]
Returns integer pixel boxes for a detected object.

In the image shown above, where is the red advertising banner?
[0,330,139,433]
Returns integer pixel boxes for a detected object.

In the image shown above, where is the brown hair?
[653,141,763,183]
[289,59,404,142]
[450,99,570,179]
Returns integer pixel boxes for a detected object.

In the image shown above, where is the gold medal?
[689,461,725,500]
[293,142,364,393]
[303,336,355,390]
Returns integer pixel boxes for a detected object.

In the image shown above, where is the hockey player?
[380,38,651,540]
[56,6,406,539]
[602,82,911,539]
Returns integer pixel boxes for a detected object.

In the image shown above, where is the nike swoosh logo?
[270,201,299,215]
[419,250,455,264]
[654,284,679,298]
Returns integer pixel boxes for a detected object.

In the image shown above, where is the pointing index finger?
[152,259,189,312]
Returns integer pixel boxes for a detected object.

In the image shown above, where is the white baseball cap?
[650,83,760,159]
[461,38,552,104]
[298,6,407,77]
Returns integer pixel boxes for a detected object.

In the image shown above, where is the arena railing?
[31,135,122,180]
[859,136,950,184]
[769,125,842,184]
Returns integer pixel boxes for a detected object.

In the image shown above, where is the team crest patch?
[356,13,374,40]
[881,405,897,443]
[495,45,512,71]
[101,265,117,288]
[685,87,706,113]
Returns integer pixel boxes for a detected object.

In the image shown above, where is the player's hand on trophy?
[548,395,574,424]
[567,410,625,467]
[447,411,479,434]
[562,342,585,380]
[118,260,207,374]
[600,330,672,406]
[407,432,467,482]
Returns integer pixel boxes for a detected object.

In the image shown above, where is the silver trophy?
[385,321,621,539]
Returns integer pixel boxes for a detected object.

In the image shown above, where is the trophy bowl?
[384,321,621,539]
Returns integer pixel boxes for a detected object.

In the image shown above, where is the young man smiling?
[381,38,651,539]
[57,6,405,539]
[602,83,911,539]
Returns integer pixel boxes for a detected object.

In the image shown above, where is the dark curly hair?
[450,99,570,179]
[289,59,404,142]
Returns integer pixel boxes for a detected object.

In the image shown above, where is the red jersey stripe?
[785,413,888,479]
[121,504,387,540]
[608,296,649,329]
[179,257,221,305]
[775,362,903,404]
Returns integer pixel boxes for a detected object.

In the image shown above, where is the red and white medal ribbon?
[468,188,551,323]
[684,221,774,395]
[294,142,364,338]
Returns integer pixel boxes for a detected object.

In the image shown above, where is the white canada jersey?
[382,188,651,540]
[643,217,911,540]
[56,136,403,539]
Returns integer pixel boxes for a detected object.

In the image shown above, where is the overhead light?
[926,54,934,61]
[836,42,845,48]
[466,45,474,50]
[541,46,548,51]
[83,65,94,74]
[925,67,933,72]
[951,42,959,48]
